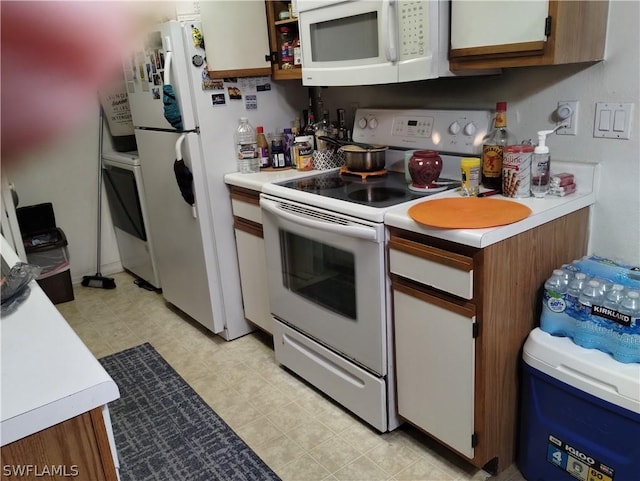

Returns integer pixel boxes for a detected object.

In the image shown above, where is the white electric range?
[260,108,492,432]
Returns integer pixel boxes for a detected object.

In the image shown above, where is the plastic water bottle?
[579,280,604,308]
[544,269,568,296]
[235,117,258,173]
[561,263,577,284]
[614,290,640,363]
[603,284,626,310]
[619,291,640,325]
[567,272,587,308]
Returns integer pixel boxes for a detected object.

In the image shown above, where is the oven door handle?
[260,198,378,241]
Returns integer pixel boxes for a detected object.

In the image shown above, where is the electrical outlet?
[556,101,579,135]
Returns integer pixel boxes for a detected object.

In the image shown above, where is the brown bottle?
[481,102,517,190]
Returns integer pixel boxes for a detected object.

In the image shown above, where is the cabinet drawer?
[231,198,262,225]
[389,236,473,299]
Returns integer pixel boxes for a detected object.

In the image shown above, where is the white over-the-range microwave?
[295,0,483,86]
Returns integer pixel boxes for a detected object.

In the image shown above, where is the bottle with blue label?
[542,270,574,336]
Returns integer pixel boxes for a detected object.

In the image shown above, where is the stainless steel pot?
[340,145,387,172]
[318,136,388,172]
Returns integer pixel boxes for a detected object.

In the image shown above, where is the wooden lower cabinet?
[390,207,590,474]
[1,408,117,481]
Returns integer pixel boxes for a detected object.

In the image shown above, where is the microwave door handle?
[386,0,398,62]
[260,198,377,241]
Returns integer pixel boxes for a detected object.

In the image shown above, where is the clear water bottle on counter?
[235,117,258,173]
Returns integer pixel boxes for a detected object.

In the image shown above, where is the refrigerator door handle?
[175,134,186,161]
[174,134,198,219]
[164,36,173,85]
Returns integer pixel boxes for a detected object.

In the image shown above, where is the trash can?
[16,203,74,304]
[518,328,640,480]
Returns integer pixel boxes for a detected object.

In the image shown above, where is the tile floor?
[57,271,527,481]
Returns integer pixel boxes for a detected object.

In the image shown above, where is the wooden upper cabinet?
[449,0,609,71]
[200,1,272,78]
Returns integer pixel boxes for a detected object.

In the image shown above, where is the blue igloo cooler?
[518,328,640,481]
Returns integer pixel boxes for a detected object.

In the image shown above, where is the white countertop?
[225,168,322,192]
[385,161,598,248]
[224,161,598,248]
[1,237,120,446]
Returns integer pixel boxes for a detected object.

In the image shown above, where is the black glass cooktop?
[276,171,458,208]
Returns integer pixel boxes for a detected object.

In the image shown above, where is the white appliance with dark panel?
[261,108,491,432]
[102,151,161,289]
[126,20,302,339]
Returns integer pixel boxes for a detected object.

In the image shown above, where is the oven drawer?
[389,236,473,300]
[273,320,387,432]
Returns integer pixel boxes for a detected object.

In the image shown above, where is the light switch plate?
[594,102,634,139]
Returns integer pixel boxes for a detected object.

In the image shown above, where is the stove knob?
[448,121,461,135]
[368,118,378,129]
[463,122,477,136]
[357,117,368,129]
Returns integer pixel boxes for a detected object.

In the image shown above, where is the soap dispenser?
[531,129,553,198]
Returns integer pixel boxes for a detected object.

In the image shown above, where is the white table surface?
[1,236,120,446]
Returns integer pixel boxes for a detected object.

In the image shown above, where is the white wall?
[322,0,640,264]
[3,105,123,283]
[3,0,639,279]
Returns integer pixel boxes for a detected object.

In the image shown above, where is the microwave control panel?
[353,108,492,155]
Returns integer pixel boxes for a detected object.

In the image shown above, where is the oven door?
[260,194,387,375]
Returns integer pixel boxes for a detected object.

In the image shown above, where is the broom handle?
[96,110,104,275]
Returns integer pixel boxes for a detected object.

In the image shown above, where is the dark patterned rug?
[99,343,280,481]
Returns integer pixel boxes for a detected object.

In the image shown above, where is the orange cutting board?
[408,197,532,229]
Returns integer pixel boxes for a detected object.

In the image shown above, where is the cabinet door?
[394,285,475,458]
[449,0,608,70]
[200,1,272,78]
[235,226,273,334]
[451,0,548,54]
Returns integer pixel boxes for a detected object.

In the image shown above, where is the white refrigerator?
[125,20,305,340]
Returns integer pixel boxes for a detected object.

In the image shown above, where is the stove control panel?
[352,108,492,155]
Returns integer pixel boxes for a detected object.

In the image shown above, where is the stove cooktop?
[275,170,458,208]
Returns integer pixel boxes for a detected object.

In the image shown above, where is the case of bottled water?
[541,255,640,363]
